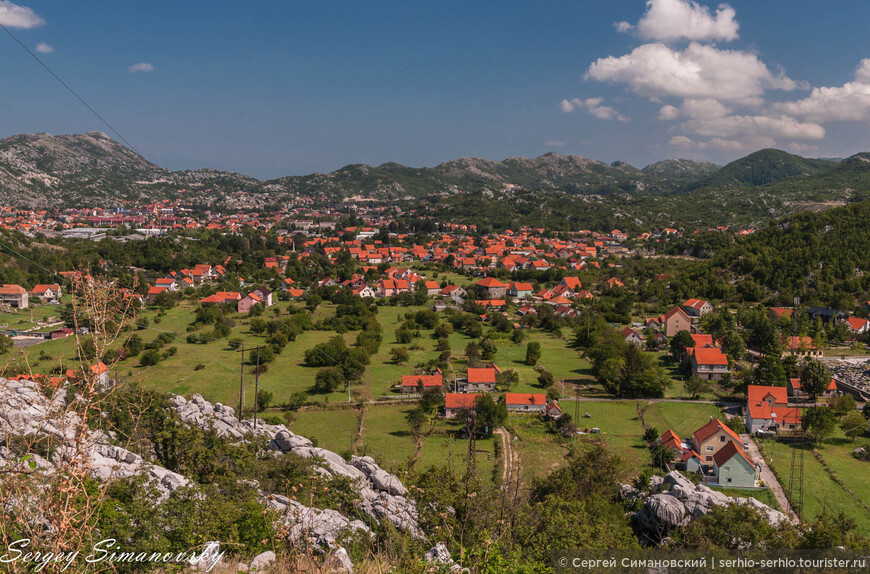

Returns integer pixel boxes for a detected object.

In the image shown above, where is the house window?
[723,466,730,471]
[706,445,714,452]
[726,478,732,484]
[720,435,725,442]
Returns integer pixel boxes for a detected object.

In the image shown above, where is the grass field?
[290,407,360,456]
[644,401,722,438]
[510,414,570,483]
[763,436,870,535]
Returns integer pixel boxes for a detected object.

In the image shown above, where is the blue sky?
[0,1,869,178]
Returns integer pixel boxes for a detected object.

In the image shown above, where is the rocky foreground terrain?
[621,471,792,544]
[0,378,459,572]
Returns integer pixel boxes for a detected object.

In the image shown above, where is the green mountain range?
[1,131,868,231]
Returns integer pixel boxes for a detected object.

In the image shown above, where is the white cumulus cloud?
[776,59,870,122]
[0,1,44,28]
[634,0,739,43]
[35,42,53,53]
[586,42,797,104]
[128,62,155,73]
[560,97,630,122]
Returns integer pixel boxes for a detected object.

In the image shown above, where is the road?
[740,432,794,519]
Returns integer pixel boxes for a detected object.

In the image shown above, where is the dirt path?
[741,433,794,518]
[493,427,513,486]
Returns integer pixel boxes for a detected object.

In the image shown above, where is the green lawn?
[644,401,722,438]
[763,438,870,534]
[417,419,497,484]
[509,414,570,483]
[357,403,418,473]
[291,407,360,457]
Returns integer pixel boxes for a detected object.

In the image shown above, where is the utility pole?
[238,343,245,419]
[254,345,260,430]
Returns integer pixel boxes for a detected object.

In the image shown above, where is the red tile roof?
[693,418,742,445]
[401,374,443,388]
[505,393,546,406]
[445,393,481,409]
[467,368,496,383]
[713,440,754,468]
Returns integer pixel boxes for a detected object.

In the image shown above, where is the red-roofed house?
[90,361,110,387]
[713,441,759,487]
[507,282,534,299]
[30,284,61,302]
[560,277,582,290]
[237,292,263,314]
[746,385,801,433]
[401,374,443,394]
[782,336,822,359]
[458,368,497,393]
[846,317,870,334]
[0,284,28,308]
[621,327,643,347]
[787,377,837,398]
[692,418,743,464]
[682,298,713,317]
[505,393,546,413]
[475,277,507,299]
[445,393,481,418]
[691,347,729,380]
[663,306,691,337]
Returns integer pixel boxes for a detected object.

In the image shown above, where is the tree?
[496,369,519,390]
[753,354,787,387]
[800,359,831,399]
[669,330,694,361]
[525,341,541,366]
[139,349,161,366]
[406,408,428,441]
[684,375,711,400]
[313,366,345,393]
[840,410,865,442]
[472,394,507,436]
[537,369,555,389]
[802,407,837,443]
[390,346,410,364]
[721,332,745,362]
[0,334,12,355]
[257,389,273,411]
[831,394,856,416]
[480,338,498,361]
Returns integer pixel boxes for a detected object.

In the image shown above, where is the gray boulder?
[323,547,353,573]
[249,551,276,571]
[645,494,686,528]
[352,455,408,495]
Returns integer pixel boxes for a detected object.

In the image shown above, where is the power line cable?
[0,22,144,158]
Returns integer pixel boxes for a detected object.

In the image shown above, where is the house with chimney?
[457,368,497,393]
[505,393,546,413]
[746,385,801,433]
